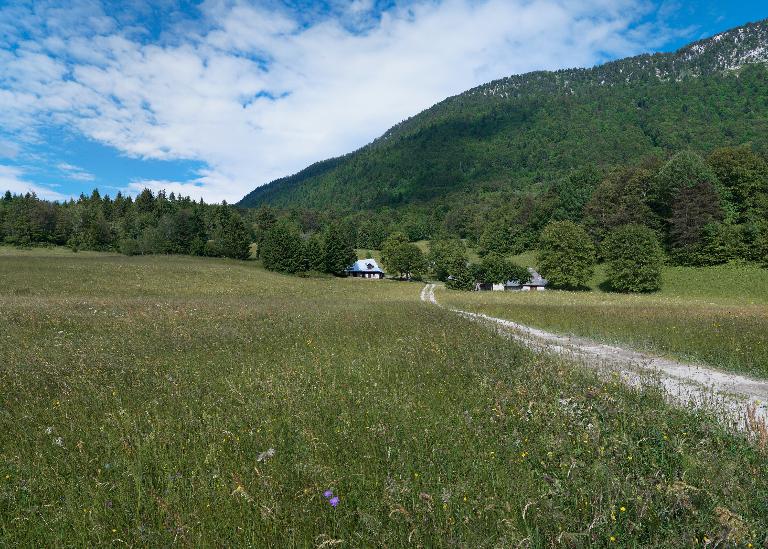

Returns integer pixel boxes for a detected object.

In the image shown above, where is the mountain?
[238,19,768,213]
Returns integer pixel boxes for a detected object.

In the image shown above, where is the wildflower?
[620,506,626,512]
[324,490,333,499]
[329,496,340,507]
[610,536,616,542]
[256,448,275,462]
[45,426,53,435]
[54,437,64,447]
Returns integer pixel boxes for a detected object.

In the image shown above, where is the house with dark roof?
[346,258,385,279]
[521,268,548,291]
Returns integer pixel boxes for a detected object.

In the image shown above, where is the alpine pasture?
[2,247,768,546]
[442,261,768,379]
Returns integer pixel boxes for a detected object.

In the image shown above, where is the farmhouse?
[521,269,548,291]
[346,258,385,279]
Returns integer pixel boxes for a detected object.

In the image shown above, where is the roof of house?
[346,258,384,273]
[525,268,548,287]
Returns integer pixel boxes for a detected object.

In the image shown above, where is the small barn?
[346,259,385,279]
[522,268,548,291]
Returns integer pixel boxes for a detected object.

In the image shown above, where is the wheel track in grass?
[421,283,768,432]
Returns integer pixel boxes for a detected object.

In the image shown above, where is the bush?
[757,223,768,267]
[603,225,665,292]
[538,221,595,289]
[445,264,476,291]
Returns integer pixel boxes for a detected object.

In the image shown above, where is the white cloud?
[0,165,67,200]
[0,0,688,203]
[57,162,96,181]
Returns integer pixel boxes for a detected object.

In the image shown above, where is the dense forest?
[249,146,768,275]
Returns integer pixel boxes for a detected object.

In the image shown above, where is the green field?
[441,262,768,379]
[2,247,768,546]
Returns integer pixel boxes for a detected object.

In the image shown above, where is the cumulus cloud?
[0,165,67,200]
[0,0,688,202]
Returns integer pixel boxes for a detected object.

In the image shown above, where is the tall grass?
[2,248,768,546]
[443,262,768,378]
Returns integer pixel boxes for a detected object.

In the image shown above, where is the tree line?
[3,146,767,292]
[0,189,251,260]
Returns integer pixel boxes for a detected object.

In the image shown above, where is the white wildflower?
[257,448,276,462]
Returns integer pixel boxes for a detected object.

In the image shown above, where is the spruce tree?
[260,220,305,273]
[323,223,357,274]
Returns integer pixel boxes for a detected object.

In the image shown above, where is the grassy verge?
[2,248,768,546]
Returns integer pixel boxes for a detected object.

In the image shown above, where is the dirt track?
[421,284,768,432]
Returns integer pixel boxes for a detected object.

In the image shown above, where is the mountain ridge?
[238,18,768,211]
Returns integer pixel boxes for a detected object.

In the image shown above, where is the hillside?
[239,18,768,212]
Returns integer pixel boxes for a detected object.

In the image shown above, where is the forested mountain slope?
[239,19,768,212]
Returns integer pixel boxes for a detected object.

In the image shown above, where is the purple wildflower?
[329,496,340,507]
[323,490,333,499]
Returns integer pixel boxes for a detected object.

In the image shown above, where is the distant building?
[521,268,548,291]
[504,279,523,291]
[473,267,548,292]
[346,258,385,279]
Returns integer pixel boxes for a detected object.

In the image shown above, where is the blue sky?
[0,0,766,203]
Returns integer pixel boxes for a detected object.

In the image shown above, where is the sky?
[0,1,766,203]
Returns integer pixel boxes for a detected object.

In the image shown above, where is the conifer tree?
[322,222,357,274]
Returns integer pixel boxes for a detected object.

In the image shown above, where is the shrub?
[603,225,664,292]
[538,221,595,289]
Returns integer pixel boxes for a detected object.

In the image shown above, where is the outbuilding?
[522,268,548,291]
[346,258,385,279]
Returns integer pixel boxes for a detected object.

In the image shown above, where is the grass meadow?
[2,247,768,546]
[442,262,768,379]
